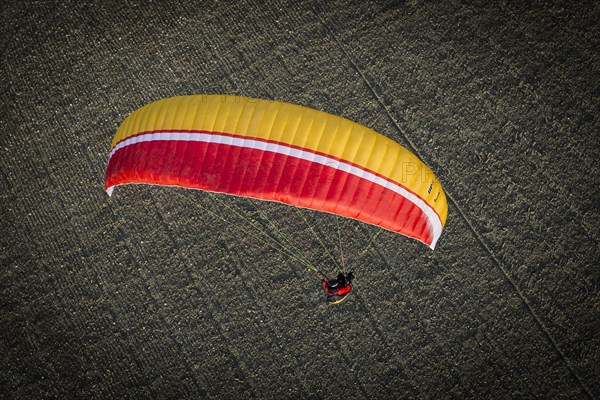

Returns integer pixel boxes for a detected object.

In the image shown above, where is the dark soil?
[1,1,598,399]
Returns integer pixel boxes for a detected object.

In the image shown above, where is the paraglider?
[323,272,355,304]
[105,94,448,303]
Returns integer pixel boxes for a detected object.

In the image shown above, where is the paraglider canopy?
[105,94,447,249]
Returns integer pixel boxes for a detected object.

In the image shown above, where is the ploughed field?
[1,1,598,399]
